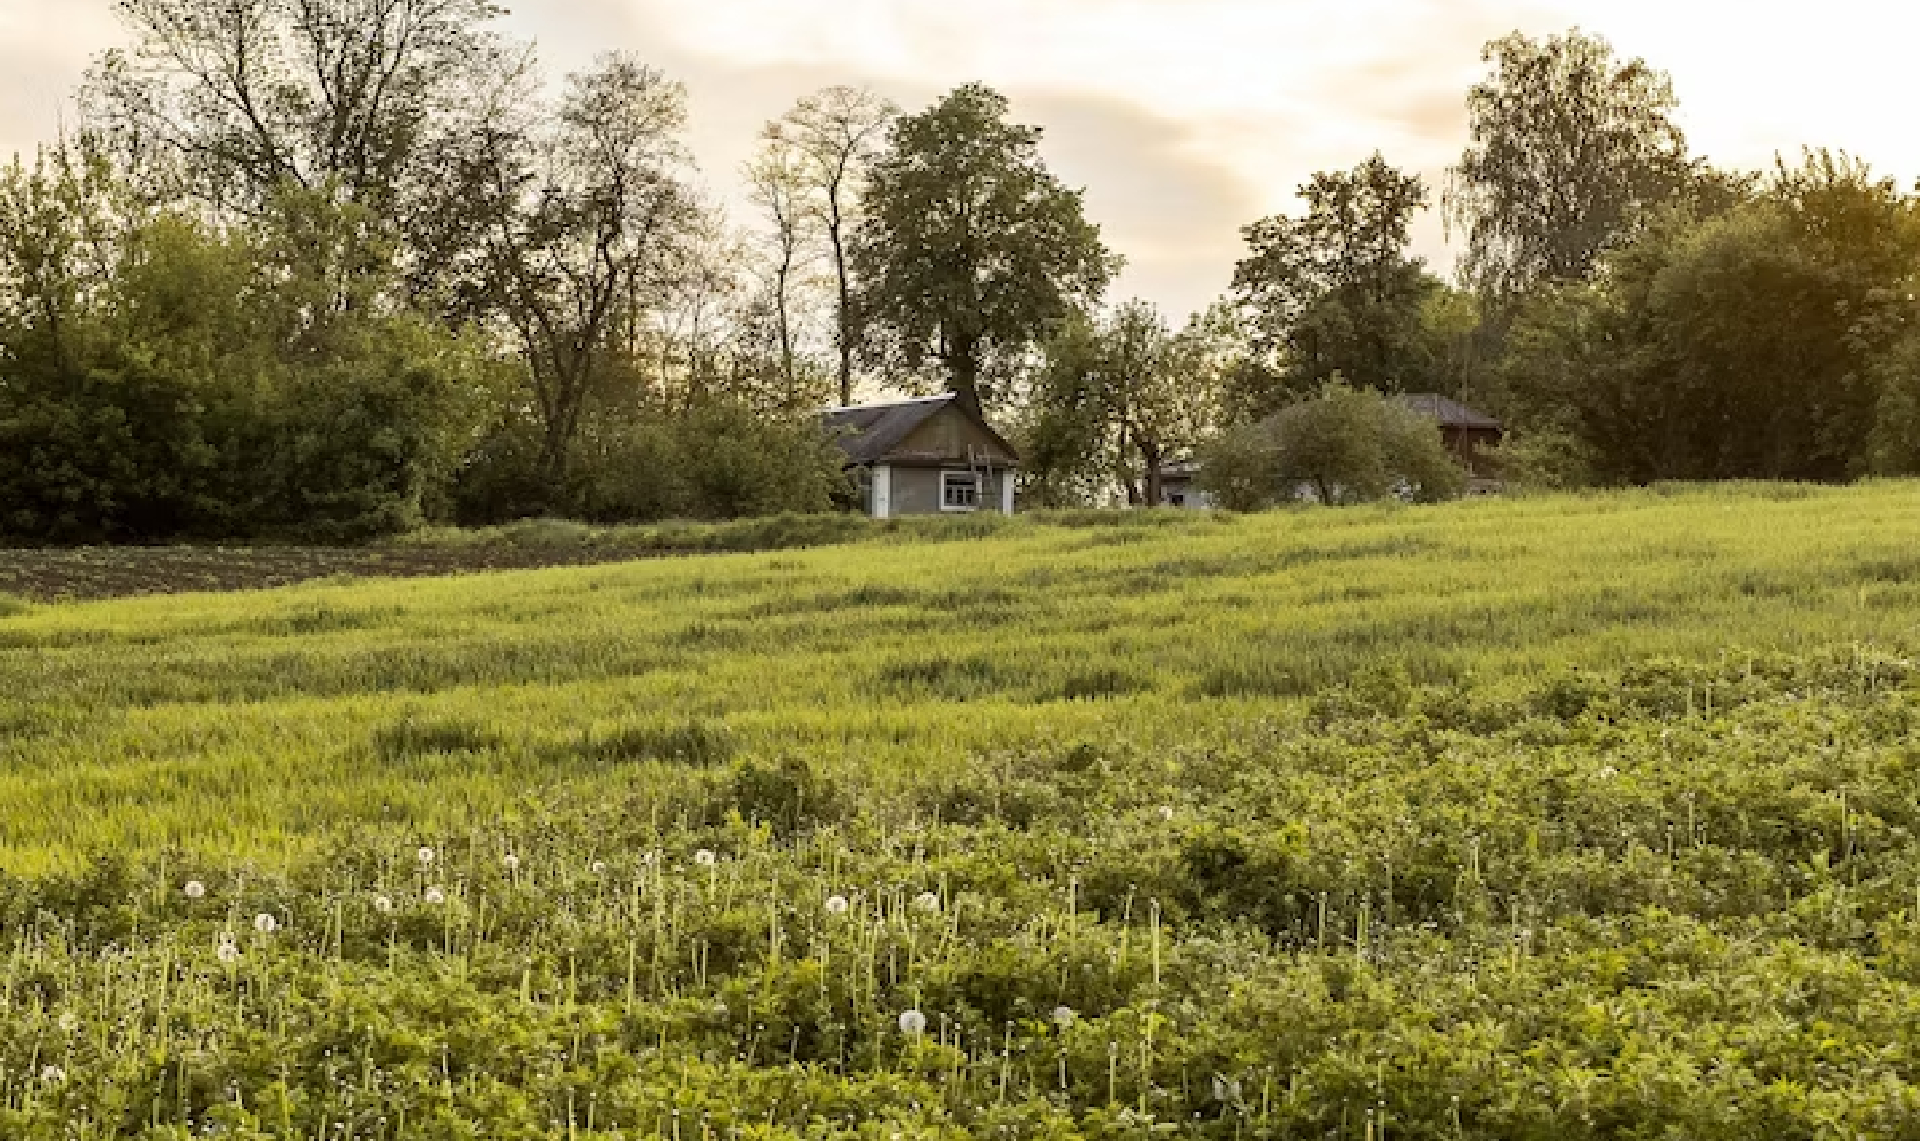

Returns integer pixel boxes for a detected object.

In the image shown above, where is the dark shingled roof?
[821,395,1019,466]
[1396,393,1502,432]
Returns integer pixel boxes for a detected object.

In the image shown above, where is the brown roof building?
[822,395,1021,518]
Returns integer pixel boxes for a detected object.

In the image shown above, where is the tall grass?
[2,483,1920,1136]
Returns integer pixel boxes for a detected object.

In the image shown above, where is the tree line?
[3,6,1916,541]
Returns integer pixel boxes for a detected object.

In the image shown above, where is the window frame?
[940,470,982,513]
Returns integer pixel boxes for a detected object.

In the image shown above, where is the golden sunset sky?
[1,0,1912,318]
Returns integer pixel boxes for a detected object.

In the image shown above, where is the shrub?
[1198,380,1467,507]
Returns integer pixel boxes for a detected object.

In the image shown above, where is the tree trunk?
[774,248,796,400]
[947,334,984,418]
[828,201,855,406]
[1141,438,1165,508]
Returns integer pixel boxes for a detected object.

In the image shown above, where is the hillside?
[5,484,1920,1136]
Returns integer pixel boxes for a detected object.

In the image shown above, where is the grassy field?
[5,483,1920,1137]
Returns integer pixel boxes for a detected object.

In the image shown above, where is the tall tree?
[1232,154,1439,410]
[457,54,700,491]
[1023,301,1226,506]
[84,0,517,215]
[1499,151,1920,483]
[743,142,819,400]
[761,87,897,406]
[1444,29,1693,305]
[854,83,1114,415]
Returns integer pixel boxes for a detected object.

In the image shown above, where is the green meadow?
[6,483,1920,1137]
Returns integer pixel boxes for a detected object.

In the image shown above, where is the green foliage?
[1233,154,1446,406]
[455,402,850,525]
[1198,382,1467,506]
[1867,326,1920,475]
[1485,425,1602,491]
[1446,28,1695,302]
[0,153,496,542]
[1498,152,1920,482]
[854,84,1115,413]
[1021,301,1227,505]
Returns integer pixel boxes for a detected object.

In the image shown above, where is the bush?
[1197,380,1467,507]
[1487,426,1602,491]
[454,402,851,526]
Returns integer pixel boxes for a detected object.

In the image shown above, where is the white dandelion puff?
[217,939,241,965]
[694,849,717,868]
[897,1009,927,1036]
[372,894,394,914]
[502,854,520,872]
[590,860,608,876]
[416,846,435,866]
[1157,805,1175,822]
[253,913,278,934]
[38,1065,63,1084]
[825,894,850,916]
[423,886,446,905]
[912,891,941,913]
[56,1012,78,1033]
[183,880,206,899]
[1051,1005,1076,1029]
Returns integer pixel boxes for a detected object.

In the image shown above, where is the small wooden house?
[822,395,1020,518]
[1396,393,1503,483]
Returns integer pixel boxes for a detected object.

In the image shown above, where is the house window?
[941,471,981,512]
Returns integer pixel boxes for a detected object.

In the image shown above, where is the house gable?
[887,405,1019,468]
[822,396,1020,470]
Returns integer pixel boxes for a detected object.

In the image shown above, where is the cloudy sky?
[2,0,1914,318]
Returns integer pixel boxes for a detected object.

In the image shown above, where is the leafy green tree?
[0,146,494,541]
[1022,301,1227,505]
[1197,381,1466,508]
[853,84,1115,415]
[1231,154,1442,412]
[1499,152,1920,482]
[1445,29,1695,305]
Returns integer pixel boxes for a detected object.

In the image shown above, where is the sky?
[3,0,1917,320]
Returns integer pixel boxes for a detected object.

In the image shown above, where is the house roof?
[1397,393,1502,431]
[821,395,1020,466]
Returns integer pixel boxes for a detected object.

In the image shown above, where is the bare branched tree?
[761,86,897,405]
[85,0,517,213]
[455,54,701,489]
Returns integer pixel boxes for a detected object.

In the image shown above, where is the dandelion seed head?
[217,939,241,965]
[1157,805,1175,822]
[1051,1005,1076,1029]
[590,860,608,875]
[372,894,394,914]
[253,913,278,934]
[694,848,717,867]
[39,1065,63,1084]
[417,846,435,866]
[56,1012,78,1033]
[502,854,520,871]
[424,886,446,905]
[913,891,941,913]
[183,880,206,899]
[825,894,850,915]
[897,1009,927,1036]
